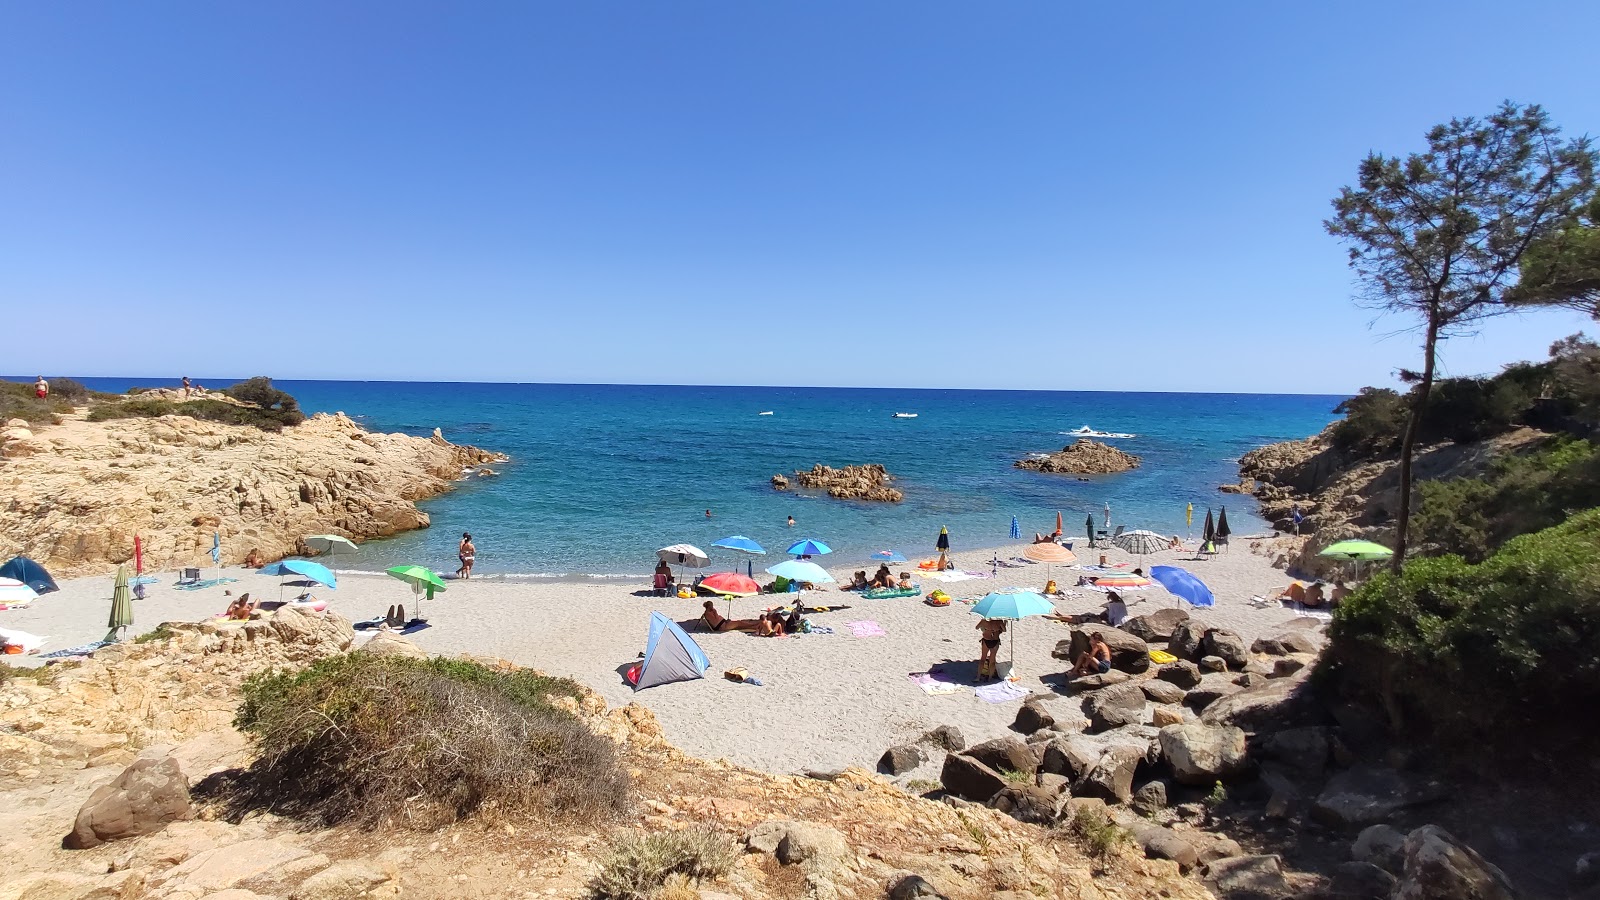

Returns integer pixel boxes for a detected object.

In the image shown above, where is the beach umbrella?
[867,549,908,564]
[1217,508,1232,547]
[1094,573,1152,590]
[1150,565,1215,608]
[970,588,1056,673]
[1112,529,1168,567]
[1086,514,1096,549]
[1023,542,1077,587]
[658,543,711,588]
[304,535,358,571]
[1009,516,1020,541]
[701,571,760,615]
[1104,503,1112,529]
[1200,509,1216,555]
[134,535,143,576]
[712,535,766,556]
[386,565,447,619]
[258,559,337,600]
[786,538,832,557]
[1319,539,1393,580]
[1186,503,1193,536]
[1056,510,1064,536]
[210,532,221,566]
[765,559,835,585]
[0,557,58,595]
[936,527,950,551]
[107,565,133,641]
[0,578,39,606]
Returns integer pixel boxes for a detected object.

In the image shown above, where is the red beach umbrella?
[134,535,143,575]
[701,572,760,596]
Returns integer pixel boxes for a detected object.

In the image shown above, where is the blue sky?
[3,2,1596,393]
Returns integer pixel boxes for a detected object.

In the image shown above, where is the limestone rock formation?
[0,409,505,577]
[780,463,903,502]
[1016,440,1141,475]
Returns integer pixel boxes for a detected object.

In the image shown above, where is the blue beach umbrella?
[866,549,907,564]
[1009,516,1021,541]
[257,559,338,588]
[970,588,1057,672]
[1150,565,1215,608]
[765,559,835,585]
[786,538,832,557]
[712,535,766,556]
[210,532,221,565]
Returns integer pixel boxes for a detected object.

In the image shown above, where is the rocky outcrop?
[63,756,193,848]
[1016,439,1141,475]
[0,410,505,576]
[778,463,904,502]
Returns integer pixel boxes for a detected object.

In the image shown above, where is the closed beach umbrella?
[1216,508,1232,545]
[386,565,447,618]
[1201,510,1216,552]
[107,565,133,641]
[786,538,832,557]
[970,589,1056,672]
[1186,503,1193,535]
[1112,530,1168,567]
[1009,516,1021,541]
[1150,565,1215,608]
[211,532,221,566]
[0,557,58,595]
[0,578,38,606]
[1318,539,1393,580]
[936,527,950,551]
[765,559,835,585]
[1056,510,1063,536]
[134,535,143,576]
[1086,514,1096,548]
[1022,542,1077,587]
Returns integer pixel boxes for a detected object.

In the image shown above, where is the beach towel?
[963,570,993,579]
[862,585,920,600]
[923,571,977,583]
[801,624,835,634]
[1294,609,1334,622]
[40,640,111,659]
[975,681,1032,704]
[908,672,964,696]
[172,577,239,592]
[847,620,886,637]
[0,626,47,654]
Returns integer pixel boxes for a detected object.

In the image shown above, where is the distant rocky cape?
[1015,440,1141,475]
[0,410,505,577]
[772,463,903,502]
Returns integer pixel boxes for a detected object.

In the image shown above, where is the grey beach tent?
[631,612,710,690]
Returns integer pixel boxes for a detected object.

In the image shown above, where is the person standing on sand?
[182,376,191,398]
[976,618,1007,680]
[34,376,48,398]
[457,532,476,579]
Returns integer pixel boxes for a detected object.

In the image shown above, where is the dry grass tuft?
[590,826,738,900]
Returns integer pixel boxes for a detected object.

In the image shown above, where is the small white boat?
[892,412,918,418]
[1062,425,1135,439]
[758,411,774,416]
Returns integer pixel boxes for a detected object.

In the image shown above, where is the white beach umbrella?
[657,544,711,587]
[0,578,39,606]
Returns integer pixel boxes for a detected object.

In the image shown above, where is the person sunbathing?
[1331,580,1351,606]
[1071,632,1114,676]
[870,565,893,588]
[757,611,787,637]
[897,571,913,589]
[1304,582,1327,608]
[842,571,869,590]
[225,593,255,620]
[700,601,762,633]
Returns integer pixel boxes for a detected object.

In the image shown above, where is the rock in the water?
[919,724,965,751]
[64,757,193,849]
[1158,660,1204,689]
[939,753,1007,803]
[1077,744,1144,804]
[787,463,903,502]
[1084,682,1147,732]
[1202,629,1249,669]
[1352,824,1407,873]
[1392,825,1516,900]
[1122,607,1190,643]
[1014,701,1054,734]
[879,744,926,776]
[964,736,1038,775]
[1169,620,1205,661]
[1205,854,1290,899]
[1015,439,1141,474]
[1141,680,1186,704]
[1054,626,1151,674]
[1159,722,1249,785]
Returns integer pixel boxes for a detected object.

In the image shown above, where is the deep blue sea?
[60,379,1342,579]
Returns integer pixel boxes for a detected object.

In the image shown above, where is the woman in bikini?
[976,618,1007,680]
[700,601,762,633]
[457,533,476,579]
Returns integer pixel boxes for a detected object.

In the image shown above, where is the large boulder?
[1054,626,1150,674]
[1204,854,1291,899]
[1063,669,1130,691]
[1158,660,1204,689]
[1328,861,1398,899]
[63,757,192,849]
[1392,825,1516,900]
[1202,629,1249,670]
[354,631,427,659]
[1015,439,1141,474]
[1083,682,1147,732]
[1200,665,1322,734]
[1251,630,1322,656]
[1183,677,1243,712]
[1159,722,1249,785]
[1351,824,1407,874]
[1140,679,1186,705]
[1122,607,1190,643]
[879,745,925,776]
[1077,744,1144,804]
[1014,701,1054,734]
[1128,821,1200,872]
[919,725,965,751]
[1259,726,1331,777]
[1169,620,1205,661]
[1312,767,1439,830]
[1040,736,1104,780]
[776,821,850,867]
[887,875,950,900]
[988,782,1068,825]
[964,736,1038,775]
[939,753,1006,803]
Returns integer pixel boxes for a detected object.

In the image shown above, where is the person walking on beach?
[457,532,476,579]
[976,618,1007,681]
[34,376,48,398]
[182,376,191,398]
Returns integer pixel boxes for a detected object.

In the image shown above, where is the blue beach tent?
[0,557,58,595]
[632,612,710,690]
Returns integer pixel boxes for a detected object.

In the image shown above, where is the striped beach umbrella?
[1113,529,1168,566]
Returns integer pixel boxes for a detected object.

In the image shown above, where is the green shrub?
[1067,806,1129,860]
[86,398,178,421]
[0,663,58,687]
[0,380,74,425]
[590,827,739,900]
[229,654,627,827]
[1329,387,1408,459]
[1415,438,1600,561]
[133,623,177,645]
[1326,508,1600,760]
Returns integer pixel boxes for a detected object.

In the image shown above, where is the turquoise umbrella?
[106,565,133,642]
[764,559,835,584]
[970,588,1056,673]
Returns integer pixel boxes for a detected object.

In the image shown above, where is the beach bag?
[724,666,750,682]
[624,663,642,685]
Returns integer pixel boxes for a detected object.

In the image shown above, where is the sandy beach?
[3,536,1316,778]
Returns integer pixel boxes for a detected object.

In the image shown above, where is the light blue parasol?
[765,559,835,584]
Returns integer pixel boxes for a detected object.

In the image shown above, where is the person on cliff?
[976,618,1007,680]
[182,376,191,398]
[34,376,48,398]
[457,533,476,579]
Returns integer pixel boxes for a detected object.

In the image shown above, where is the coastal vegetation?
[87,376,306,431]
[0,377,108,425]
[230,653,629,827]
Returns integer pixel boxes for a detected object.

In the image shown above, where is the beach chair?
[652,573,671,597]
[177,568,201,586]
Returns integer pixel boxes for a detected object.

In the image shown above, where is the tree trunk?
[1390,318,1441,574]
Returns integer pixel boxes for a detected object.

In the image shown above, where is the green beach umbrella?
[386,565,447,619]
[304,534,358,571]
[106,565,133,641]
[1318,539,1393,580]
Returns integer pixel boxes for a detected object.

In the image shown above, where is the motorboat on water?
[892,412,918,418]
[1063,425,1135,439]
[758,411,774,415]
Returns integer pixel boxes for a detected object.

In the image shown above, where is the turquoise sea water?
[67,379,1341,578]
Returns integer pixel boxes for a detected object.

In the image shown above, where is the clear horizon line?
[12,374,1355,398]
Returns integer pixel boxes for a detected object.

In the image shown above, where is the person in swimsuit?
[1071,632,1114,676]
[457,532,476,579]
[870,564,893,589]
[35,376,48,398]
[977,618,1007,680]
[787,515,795,528]
[897,571,913,589]
[757,610,787,637]
[182,376,191,398]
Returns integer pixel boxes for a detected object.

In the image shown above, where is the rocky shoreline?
[1016,439,1141,475]
[0,408,505,577]
[773,463,904,502]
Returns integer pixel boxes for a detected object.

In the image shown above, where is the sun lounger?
[177,568,202,586]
